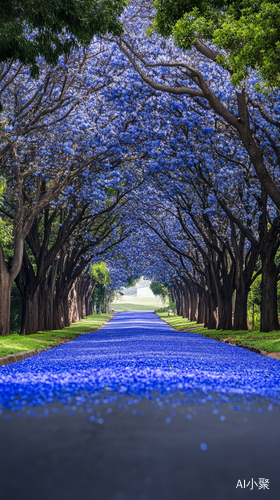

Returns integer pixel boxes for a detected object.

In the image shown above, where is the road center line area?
[0,312,280,500]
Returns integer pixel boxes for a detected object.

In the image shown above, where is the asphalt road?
[0,396,279,500]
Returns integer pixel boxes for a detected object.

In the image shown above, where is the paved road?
[0,312,280,499]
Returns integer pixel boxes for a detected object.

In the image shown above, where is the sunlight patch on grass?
[157,313,203,330]
[0,335,55,357]
[112,296,162,311]
[112,303,157,311]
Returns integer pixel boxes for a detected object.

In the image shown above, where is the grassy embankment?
[0,314,112,358]
[158,313,280,353]
[112,296,162,311]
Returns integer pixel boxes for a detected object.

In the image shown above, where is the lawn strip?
[157,313,280,355]
[156,313,203,331]
[112,303,157,311]
[0,313,112,360]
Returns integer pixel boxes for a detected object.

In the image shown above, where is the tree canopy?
[91,262,110,287]
[150,281,168,301]
[0,0,127,78]
[151,0,280,89]
[1,0,280,336]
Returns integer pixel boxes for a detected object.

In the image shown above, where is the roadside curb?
[225,340,263,355]
[0,345,57,367]
[224,340,280,360]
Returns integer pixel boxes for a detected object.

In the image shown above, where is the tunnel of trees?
[1,0,280,335]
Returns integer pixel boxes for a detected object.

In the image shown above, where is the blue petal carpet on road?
[0,312,280,413]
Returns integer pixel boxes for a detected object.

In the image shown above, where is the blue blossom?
[1,313,280,413]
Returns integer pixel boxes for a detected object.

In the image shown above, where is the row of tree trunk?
[171,251,279,333]
[16,257,95,335]
[171,279,236,330]
[164,192,280,333]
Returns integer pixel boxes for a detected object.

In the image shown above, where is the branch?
[248,98,280,129]
[118,38,204,98]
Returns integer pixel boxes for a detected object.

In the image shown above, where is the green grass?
[158,314,280,353]
[112,303,157,311]
[112,296,162,311]
[157,313,203,330]
[0,314,111,358]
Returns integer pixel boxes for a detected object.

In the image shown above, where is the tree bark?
[0,203,24,335]
[216,293,233,330]
[173,284,181,315]
[0,248,13,336]
[41,262,58,332]
[197,289,205,324]
[205,287,218,329]
[21,289,40,335]
[188,283,198,322]
[233,287,249,331]
[260,250,279,332]
[181,283,189,318]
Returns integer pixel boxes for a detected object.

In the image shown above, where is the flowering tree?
[95,1,280,332]
[0,0,127,79]
[1,1,280,335]
[152,0,280,89]
[0,41,137,335]
[113,1,280,211]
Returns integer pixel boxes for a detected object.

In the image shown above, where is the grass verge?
[0,314,112,358]
[112,303,157,311]
[112,296,161,311]
[157,313,280,353]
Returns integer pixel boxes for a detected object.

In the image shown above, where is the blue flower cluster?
[0,313,279,412]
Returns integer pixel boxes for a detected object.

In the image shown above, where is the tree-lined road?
[0,312,279,499]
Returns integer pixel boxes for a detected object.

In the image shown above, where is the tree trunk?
[71,285,79,323]
[189,284,198,322]
[205,290,218,329]
[260,251,279,332]
[197,289,205,324]
[217,295,233,330]
[53,285,70,330]
[68,285,74,324]
[85,283,94,316]
[177,283,185,317]
[21,289,40,335]
[0,230,24,335]
[178,291,183,316]
[174,285,181,315]
[53,299,65,330]
[41,262,58,332]
[0,250,12,336]
[213,263,234,331]
[181,286,189,318]
[40,281,54,331]
[230,228,259,331]
[233,286,249,330]
[184,283,191,318]
[63,292,70,327]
